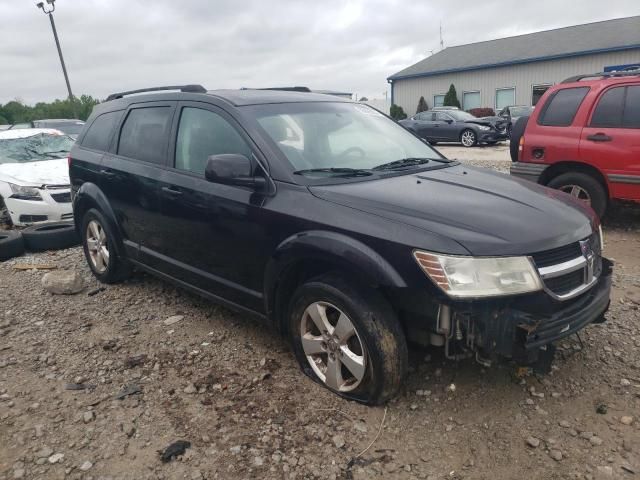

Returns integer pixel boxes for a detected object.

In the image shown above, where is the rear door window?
[81,111,122,151]
[117,106,172,164]
[623,85,640,128]
[538,87,589,126]
[590,87,625,127]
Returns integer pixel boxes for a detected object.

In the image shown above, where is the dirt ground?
[1,152,639,480]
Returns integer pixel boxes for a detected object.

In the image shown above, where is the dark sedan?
[399,110,509,147]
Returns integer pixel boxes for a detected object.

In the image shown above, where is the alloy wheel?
[559,184,591,205]
[300,301,367,392]
[461,130,476,147]
[86,220,109,273]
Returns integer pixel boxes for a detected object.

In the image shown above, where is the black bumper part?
[469,258,612,360]
[510,162,548,182]
[523,260,611,349]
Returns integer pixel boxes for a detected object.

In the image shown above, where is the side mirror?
[205,154,266,190]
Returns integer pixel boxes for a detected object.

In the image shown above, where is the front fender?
[73,182,125,256]
[264,230,407,320]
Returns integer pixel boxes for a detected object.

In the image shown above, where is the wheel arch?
[73,182,126,257]
[264,231,407,333]
[539,161,610,198]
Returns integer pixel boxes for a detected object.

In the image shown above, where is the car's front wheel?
[288,274,407,404]
[460,129,477,147]
[81,208,131,283]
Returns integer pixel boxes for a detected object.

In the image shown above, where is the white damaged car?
[0,128,75,226]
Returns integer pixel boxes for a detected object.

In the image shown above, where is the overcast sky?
[1,0,639,105]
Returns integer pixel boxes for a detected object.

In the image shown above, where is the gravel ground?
[1,155,639,480]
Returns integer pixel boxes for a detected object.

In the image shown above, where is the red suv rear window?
[538,87,589,126]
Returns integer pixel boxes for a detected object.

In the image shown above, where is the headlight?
[9,184,43,201]
[477,125,491,131]
[414,251,543,298]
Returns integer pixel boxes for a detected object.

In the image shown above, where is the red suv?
[510,70,640,218]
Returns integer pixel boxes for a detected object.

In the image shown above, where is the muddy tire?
[288,274,408,405]
[0,230,25,261]
[22,222,79,251]
[81,208,132,283]
[547,172,608,218]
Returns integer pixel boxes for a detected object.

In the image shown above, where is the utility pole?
[440,22,444,50]
[36,0,75,104]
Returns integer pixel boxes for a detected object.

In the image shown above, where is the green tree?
[0,95,100,124]
[390,104,407,120]
[416,96,428,113]
[443,84,461,108]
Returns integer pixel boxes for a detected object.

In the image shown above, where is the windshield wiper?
[293,167,372,177]
[372,157,431,171]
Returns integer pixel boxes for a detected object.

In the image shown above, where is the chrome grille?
[532,234,601,300]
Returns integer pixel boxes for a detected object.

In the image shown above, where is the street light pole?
[37,0,74,103]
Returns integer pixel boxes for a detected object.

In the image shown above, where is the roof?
[206,89,353,106]
[389,16,640,81]
[0,128,65,140]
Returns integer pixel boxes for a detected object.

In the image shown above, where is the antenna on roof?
[439,22,444,50]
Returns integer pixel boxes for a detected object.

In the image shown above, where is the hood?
[309,164,594,256]
[465,117,507,128]
[0,158,70,186]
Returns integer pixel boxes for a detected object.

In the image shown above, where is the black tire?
[547,172,608,218]
[21,222,79,251]
[460,129,477,147]
[509,116,529,162]
[81,208,132,283]
[0,230,25,261]
[288,274,408,405]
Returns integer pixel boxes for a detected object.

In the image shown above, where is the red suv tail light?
[518,136,525,161]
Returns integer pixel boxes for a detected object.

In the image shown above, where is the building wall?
[391,50,640,114]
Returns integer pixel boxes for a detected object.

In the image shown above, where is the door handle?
[587,133,612,142]
[100,169,116,178]
[161,186,183,196]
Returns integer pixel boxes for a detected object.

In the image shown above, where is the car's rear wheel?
[81,208,131,283]
[547,172,608,218]
[460,129,477,147]
[288,274,407,404]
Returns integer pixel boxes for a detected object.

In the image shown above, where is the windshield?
[0,133,75,164]
[447,110,476,121]
[35,121,85,135]
[246,102,443,176]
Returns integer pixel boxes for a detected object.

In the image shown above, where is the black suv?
[70,85,612,404]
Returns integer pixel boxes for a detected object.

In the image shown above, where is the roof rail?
[105,84,207,101]
[241,86,311,93]
[562,68,640,83]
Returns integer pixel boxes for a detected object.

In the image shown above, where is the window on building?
[532,84,552,106]
[538,87,589,127]
[590,87,625,128]
[118,107,172,164]
[175,107,252,175]
[495,88,515,110]
[462,91,481,110]
[82,111,122,152]
[623,86,640,128]
[433,94,445,108]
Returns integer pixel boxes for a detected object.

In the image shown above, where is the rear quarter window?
[537,87,589,126]
[81,111,123,151]
[117,107,172,164]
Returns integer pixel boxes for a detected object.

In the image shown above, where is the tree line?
[0,95,100,125]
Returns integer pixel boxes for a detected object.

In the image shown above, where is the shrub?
[443,84,461,108]
[416,96,428,113]
[390,104,407,120]
[468,107,496,118]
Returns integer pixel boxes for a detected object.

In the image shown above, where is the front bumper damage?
[403,258,612,370]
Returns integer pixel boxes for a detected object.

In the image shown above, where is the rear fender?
[73,182,126,257]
